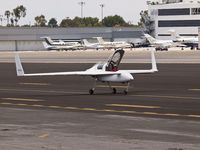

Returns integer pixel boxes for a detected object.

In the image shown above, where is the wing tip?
[15,53,25,76]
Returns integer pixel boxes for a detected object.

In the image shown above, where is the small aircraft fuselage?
[97,72,134,82]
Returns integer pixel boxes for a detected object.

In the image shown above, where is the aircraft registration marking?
[1,102,200,118]
[1,98,44,102]
[106,104,160,109]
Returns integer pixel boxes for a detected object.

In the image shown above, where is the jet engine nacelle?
[97,72,134,82]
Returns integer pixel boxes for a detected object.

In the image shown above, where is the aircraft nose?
[125,73,134,81]
[129,74,134,80]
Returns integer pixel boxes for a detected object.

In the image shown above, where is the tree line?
[3,5,139,27]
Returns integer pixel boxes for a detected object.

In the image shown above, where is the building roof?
[0,27,144,41]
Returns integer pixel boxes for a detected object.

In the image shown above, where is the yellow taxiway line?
[106,104,160,109]
[0,88,200,101]
[188,89,200,91]
[130,94,200,100]
[19,83,50,86]
[0,88,87,95]
[39,134,49,138]
[1,98,44,102]
[1,102,200,118]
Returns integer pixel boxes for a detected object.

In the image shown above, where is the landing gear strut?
[107,82,117,94]
[89,78,97,95]
[123,82,130,95]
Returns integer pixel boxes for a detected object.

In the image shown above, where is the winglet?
[15,53,24,76]
[151,48,158,72]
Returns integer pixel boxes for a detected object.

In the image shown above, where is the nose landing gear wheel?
[89,89,94,95]
[124,90,128,95]
[112,88,117,94]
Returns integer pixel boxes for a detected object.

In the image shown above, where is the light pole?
[99,4,105,21]
[0,15,3,26]
[78,1,85,18]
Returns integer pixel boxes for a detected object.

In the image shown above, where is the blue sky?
[0,0,148,25]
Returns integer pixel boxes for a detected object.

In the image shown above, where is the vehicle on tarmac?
[42,37,82,50]
[15,48,158,95]
[155,46,168,51]
[131,41,150,48]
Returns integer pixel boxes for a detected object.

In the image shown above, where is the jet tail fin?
[15,53,24,76]
[41,37,54,45]
[42,42,50,49]
[168,30,180,39]
[96,37,105,44]
[151,48,158,72]
[83,39,91,46]
[144,34,156,44]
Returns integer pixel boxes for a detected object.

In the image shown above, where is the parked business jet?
[96,37,132,49]
[144,34,183,50]
[168,30,198,49]
[42,37,82,50]
[15,48,158,95]
[82,39,103,50]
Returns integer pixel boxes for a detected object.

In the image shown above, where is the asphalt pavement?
[0,62,200,149]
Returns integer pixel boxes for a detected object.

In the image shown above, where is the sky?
[0,0,148,26]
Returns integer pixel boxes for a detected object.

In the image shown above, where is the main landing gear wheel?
[124,90,128,95]
[89,89,94,95]
[112,88,117,94]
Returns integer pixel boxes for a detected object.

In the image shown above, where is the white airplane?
[96,37,132,49]
[168,30,198,49]
[15,48,158,95]
[144,34,183,50]
[42,37,82,50]
[82,39,103,50]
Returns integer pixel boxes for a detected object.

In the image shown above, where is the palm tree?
[4,10,10,25]
[13,5,26,26]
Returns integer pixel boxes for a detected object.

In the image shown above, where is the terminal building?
[147,0,200,39]
[0,27,143,51]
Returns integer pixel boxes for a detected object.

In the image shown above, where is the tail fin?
[144,34,156,44]
[15,53,24,76]
[96,37,105,44]
[42,42,50,49]
[83,39,91,46]
[168,30,180,39]
[42,37,54,45]
[151,48,158,72]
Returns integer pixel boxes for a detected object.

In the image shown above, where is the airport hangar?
[0,27,144,51]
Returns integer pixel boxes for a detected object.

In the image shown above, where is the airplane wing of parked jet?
[15,48,158,94]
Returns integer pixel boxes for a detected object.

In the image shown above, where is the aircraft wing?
[15,54,121,77]
[119,69,156,74]
[118,48,158,74]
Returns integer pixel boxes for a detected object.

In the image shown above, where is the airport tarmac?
[0,48,200,63]
[0,50,200,149]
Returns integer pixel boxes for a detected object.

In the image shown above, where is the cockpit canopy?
[106,49,125,71]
